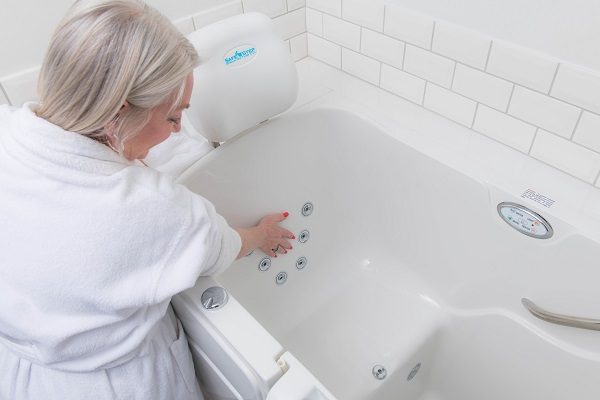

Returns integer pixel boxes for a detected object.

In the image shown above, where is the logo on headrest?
[224,45,257,66]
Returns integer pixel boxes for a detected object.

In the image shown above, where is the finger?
[262,245,277,257]
[274,244,288,254]
[265,211,289,223]
[278,239,292,251]
[281,228,295,240]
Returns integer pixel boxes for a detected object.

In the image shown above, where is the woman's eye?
[168,117,181,125]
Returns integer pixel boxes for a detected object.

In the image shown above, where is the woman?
[0,1,292,399]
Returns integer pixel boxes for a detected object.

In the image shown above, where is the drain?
[258,257,271,272]
[296,256,307,270]
[275,271,288,285]
[372,365,387,380]
[407,363,421,381]
[298,230,310,243]
[301,202,314,216]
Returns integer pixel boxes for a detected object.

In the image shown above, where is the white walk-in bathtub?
[173,106,600,400]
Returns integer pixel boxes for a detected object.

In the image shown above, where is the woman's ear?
[121,101,129,109]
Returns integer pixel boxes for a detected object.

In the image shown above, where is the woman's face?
[124,74,194,160]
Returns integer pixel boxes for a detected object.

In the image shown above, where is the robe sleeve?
[149,187,241,305]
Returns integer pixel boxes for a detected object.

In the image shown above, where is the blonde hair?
[36,0,199,153]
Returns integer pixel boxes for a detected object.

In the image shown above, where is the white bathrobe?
[0,103,241,399]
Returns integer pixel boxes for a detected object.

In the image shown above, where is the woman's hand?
[235,212,295,259]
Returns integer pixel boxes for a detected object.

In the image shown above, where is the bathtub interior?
[178,107,600,399]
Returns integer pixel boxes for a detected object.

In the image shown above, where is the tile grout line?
[422,81,429,106]
[302,6,307,31]
[530,155,597,186]
[429,22,436,50]
[321,7,324,37]
[401,41,407,70]
[547,63,560,95]
[527,128,539,155]
[378,84,421,107]
[570,109,584,140]
[359,27,362,53]
[484,40,493,71]
[470,102,480,128]
[505,84,516,113]
[450,61,458,90]
[472,124,534,156]
[594,168,600,186]
[289,31,307,41]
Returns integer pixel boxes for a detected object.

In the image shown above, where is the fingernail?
[283,211,289,217]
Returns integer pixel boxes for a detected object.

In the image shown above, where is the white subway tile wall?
[242,0,287,18]
[192,1,243,29]
[486,41,558,93]
[380,64,425,105]
[573,112,600,153]
[306,0,341,17]
[322,14,360,51]
[287,0,306,11]
[307,33,341,67]
[173,17,196,35]
[473,105,536,153]
[0,0,308,108]
[360,29,405,70]
[508,86,580,138]
[341,48,380,85]
[1,67,40,106]
[342,0,384,32]
[452,64,512,112]
[384,6,434,49]
[290,33,308,61]
[273,7,306,40]
[306,8,323,36]
[432,22,491,70]
[404,45,454,88]
[304,1,600,187]
[424,83,477,127]
[531,130,600,183]
[551,64,600,114]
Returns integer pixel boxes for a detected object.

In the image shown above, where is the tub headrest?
[186,13,298,143]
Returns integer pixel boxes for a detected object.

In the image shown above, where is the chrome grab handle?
[522,298,600,331]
